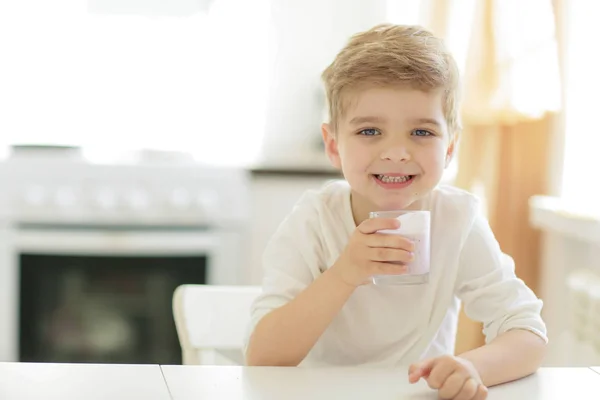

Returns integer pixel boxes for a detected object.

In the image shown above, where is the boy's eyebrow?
[348,116,444,128]
[409,117,444,128]
[348,116,387,125]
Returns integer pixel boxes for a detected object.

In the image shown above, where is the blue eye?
[412,129,433,137]
[359,128,381,136]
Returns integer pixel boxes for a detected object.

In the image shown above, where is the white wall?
[0,0,270,166]
[259,0,389,165]
[249,175,336,284]
[0,0,391,166]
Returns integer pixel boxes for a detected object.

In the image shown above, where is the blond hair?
[321,24,461,138]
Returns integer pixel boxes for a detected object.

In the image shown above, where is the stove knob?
[169,188,192,209]
[95,188,118,210]
[54,187,77,208]
[196,190,219,215]
[125,189,149,211]
[23,185,47,207]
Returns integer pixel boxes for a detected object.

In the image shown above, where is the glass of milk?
[369,210,431,285]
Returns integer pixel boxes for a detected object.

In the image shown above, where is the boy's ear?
[322,123,342,169]
[445,135,457,168]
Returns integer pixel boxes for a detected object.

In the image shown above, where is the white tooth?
[379,175,410,183]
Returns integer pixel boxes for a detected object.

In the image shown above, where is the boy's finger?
[474,384,488,400]
[408,358,435,383]
[424,359,456,390]
[372,262,408,276]
[369,248,413,264]
[408,363,420,383]
[367,233,415,251]
[456,378,479,399]
[437,372,467,399]
[358,217,400,234]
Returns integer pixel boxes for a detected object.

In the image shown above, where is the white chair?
[173,284,262,365]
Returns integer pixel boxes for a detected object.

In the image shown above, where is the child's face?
[322,86,454,220]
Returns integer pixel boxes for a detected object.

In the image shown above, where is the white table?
[592,367,600,376]
[161,366,600,400]
[0,363,172,400]
[485,368,600,399]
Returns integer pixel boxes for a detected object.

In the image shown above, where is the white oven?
[0,156,250,363]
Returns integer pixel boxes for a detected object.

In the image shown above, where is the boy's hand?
[409,355,488,399]
[329,217,414,287]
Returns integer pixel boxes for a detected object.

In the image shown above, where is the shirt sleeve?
[243,199,323,355]
[455,213,548,344]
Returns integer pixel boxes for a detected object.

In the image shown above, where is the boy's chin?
[370,191,430,211]
[371,197,415,212]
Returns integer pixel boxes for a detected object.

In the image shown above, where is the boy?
[245,24,547,399]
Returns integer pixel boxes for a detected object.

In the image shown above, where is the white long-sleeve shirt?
[246,180,547,367]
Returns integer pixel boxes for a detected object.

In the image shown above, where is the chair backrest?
[172,284,262,365]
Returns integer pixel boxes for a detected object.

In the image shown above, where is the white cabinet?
[530,195,600,366]
[248,172,339,285]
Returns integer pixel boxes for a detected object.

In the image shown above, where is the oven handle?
[13,229,221,255]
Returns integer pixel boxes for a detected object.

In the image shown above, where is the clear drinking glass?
[369,210,431,285]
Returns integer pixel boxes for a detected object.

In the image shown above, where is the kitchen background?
[0,0,598,367]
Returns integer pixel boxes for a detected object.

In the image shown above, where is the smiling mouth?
[373,174,415,183]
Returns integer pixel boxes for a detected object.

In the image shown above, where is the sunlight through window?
[0,0,270,166]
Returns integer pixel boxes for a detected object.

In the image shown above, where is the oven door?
[1,227,242,364]
[14,227,241,284]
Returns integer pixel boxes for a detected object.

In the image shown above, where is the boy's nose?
[380,145,411,163]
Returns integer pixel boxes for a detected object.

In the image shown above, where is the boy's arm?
[458,328,546,387]
[245,210,410,367]
[244,187,354,368]
[243,203,329,367]
[245,266,354,366]
[454,214,548,386]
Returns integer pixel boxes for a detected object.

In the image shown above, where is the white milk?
[370,210,430,285]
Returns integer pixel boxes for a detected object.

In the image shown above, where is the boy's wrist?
[324,264,361,292]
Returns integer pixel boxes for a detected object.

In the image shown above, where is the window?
[0,0,270,166]
[560,1,600,214]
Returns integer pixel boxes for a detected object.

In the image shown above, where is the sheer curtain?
[0,0,270,165]
[388,0,562,353]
